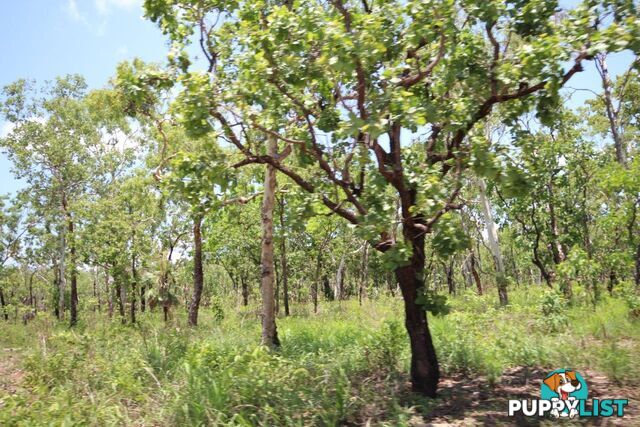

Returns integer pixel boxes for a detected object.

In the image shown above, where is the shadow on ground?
[414,367,638,426]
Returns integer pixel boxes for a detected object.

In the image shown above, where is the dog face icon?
[543,370,582,400]
[543,370,584,418]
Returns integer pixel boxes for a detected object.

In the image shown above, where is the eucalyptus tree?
[585,64,640,287]
[496,110,598,295]
[0,197,25,320]
[143,0,639,396]
[1,78,137,325]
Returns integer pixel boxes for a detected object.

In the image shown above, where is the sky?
[0,1,636,198]
[0,0,168,196]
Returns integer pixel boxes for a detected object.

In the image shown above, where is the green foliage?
[431,213,471,258]
[539,289,569,332]
[416,289,451,316]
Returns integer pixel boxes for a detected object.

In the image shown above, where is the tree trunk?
[130,253,137,325]
[53,268,60,319]
[359,243,369,305]
[0,287,8,321]
[596,53,627,166]
[313,253,321,313]
[478,179,508,305]
[28,272,35,308]
[188,215,204,326]
[260,136,280,348]
[469,252,483,295]
[140,282,146,313]
[116,279,125,323]
[58,224,67,321]
[323,275,334,300]
[635,242,640,289]
[106,272,113,319]
[241,273,249,306]
[547,182,566,265]
[335,256,346,301]
[395,227,439,397]
[445,259,455,295]
[69,220,78,327]
[278,197,290,317]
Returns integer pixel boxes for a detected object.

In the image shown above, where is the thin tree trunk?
[130,251,137,325]
[260,136,280,348]
[116,279,125,323]
[53,267,60,319]
[188,215,204,326]
[547,181,566,265]
[478,179,508,305]
[58,224,66,321]
[140,282,146,313]
[241,273,249,306]
[69,221,78,326]
[278,197,290,316]
[335,256,346,301]
[635,242,640,289]
[0,288,8,321]
[445,259,455,295]
[359,243,369,305]
[313,253,321,313]
[596,53,627,166]
[106,272,113,319]
[28,272,35,308]
[469,253,483,295]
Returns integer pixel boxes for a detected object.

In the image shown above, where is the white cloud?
[65,0,85,22]
[1,122,15,138]
[95,0,142,15]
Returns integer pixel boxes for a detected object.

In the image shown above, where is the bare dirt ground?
[0,348,24,406]
[418,367,639,426]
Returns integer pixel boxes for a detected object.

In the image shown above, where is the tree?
[0,76,130,326]
[144,0,639,396]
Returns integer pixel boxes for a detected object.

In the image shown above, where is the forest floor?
[422,367,640,426]
[1,288,640,426]
[0,349,23,396]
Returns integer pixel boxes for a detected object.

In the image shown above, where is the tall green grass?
[1,287,638,426]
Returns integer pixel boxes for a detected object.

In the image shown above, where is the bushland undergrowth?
[1,286,639,426]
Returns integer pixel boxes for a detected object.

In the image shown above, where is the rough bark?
[278,197,290,316]
[478,179,508,305]
[396,226,439,397]
[188,215,204,327]
[260,136,280,348]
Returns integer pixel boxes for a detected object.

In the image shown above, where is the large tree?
[143,0,639,396]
